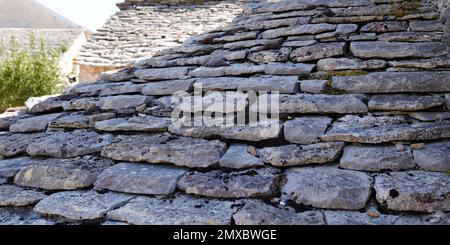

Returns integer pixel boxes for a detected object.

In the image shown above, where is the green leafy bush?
[0,34,65,112]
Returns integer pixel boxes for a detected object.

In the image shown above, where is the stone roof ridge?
[0,0,450,225]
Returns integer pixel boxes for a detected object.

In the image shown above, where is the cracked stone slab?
[245,0,373,14]
[101,133,227,168]
[25,95,68,114]
[340,145,415,172]
[317,58,386,71]
[388,58,450,69]
[107,195,234,225]
[27,130,113,158]
[291,42,345,62]
[258,94,368,114]
[325,211,409,225]
[218,144,264,169]
[174,92,248,114]
[247,48,292,63]
[408,112,450,122]
[0,133,44,157]
[350,42,447,59]
[94,162,187,195]
[189,64,266,77]
[378,32,444,42]
[169,118,282,142]
[260,23,336,39]
[300,80,329,94]
[0,108,29,130]
[0,207,54,225]
[223,39,282,51]
[141,79,194,95]
[98,82,145,96]
[196,76,299,94]
[284,117,332,144]
[283,166,372,210]
[360,21,408,32]
[258,142,345,167]
[49,112,116,129]
[34,190,134,221]
[95,116,171,132]
[332,72,450,93]
[64,95,152,111]
[0,157,39,178]
[0,185,47,207]
[265,63,315,76]
[375,171,450,212]
[14,156,114,190]
[413,141,450,172]
[233,199,325,225]
[134,67,192,81]
[368,94,445,111]
[322,115,450,143]
[178,168,280,199]
[9,113,64,133]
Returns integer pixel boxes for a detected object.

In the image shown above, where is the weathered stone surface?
[233,199,325,225]
[368,94,445,111]
[340,145,415,171]
[198,76,299,94]
[49,112,116,129]
[413,141,450,172]
[0,178,5,185]
[332,72,450,93]
[27,130,113,158]
[248,48,291,63]
[101,134,227,168]
[300,80,329,94]
[0,108,28,130]
[446,94,450,108]
[322,115,450,143]
[265,94,368,114]
[223,38,283,51]
[14,157,114,190]
[282,40,317,47]
[95,116,170,132]
[34,190,134,221]
[324,211,402,225]
[25,95,66,113]
[0,185,46,207]
[361,21,408,32]
[291,43,345,62]
[189,64,265,77]
[375,171,450,212]
[261,24,337,39]
[351,42,448,59]
[107,195,234,225]
[283,166,372,210]
[389,58,450,69]
[258,142,345,167]
[94,162,187,195]
[99,82,145,96]
[315,24,358,39]
[245,0,373,14]
[378,32,444,42]
[409,112,450,122]
[99,68,135,82]
[178,168,280,199]
[317,58,386,71]
[218,144,264,169]
[284,117,332,144]
[175,92,247,114]
[142,79,194,96]
[0,133,43,157]
[0,157,38,178]
[169,118,282,142]
[9,113,63,133]
[0,207,54,225]
[134,67,191,81]
[410,21,443,32]
[265,62,315,76]
[64,95,152,111]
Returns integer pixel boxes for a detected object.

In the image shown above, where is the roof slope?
[1,0,450,225]
[0,0,81,29]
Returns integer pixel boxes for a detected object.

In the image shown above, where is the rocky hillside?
[0,0,449,225]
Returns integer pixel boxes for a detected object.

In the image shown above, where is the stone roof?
[77,0,253,67]
[0,0,81,29]
[1,0,450,225]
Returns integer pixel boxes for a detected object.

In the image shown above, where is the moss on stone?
[387,0,422,18]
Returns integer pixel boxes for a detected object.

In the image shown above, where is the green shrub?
[0,33,65,112]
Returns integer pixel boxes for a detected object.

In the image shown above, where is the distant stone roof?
[77,0,253,67]
[0,0,81,29]
[0,28,87,52]
[1,0,450,225]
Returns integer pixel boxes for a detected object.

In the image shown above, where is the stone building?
[0,0,89,80]
[77,0,256,82]
[0,0,450,225]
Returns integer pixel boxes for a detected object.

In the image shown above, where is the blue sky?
[35,0,122,31]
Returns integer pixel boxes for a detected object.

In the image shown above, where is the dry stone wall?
[0,0,450,225]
